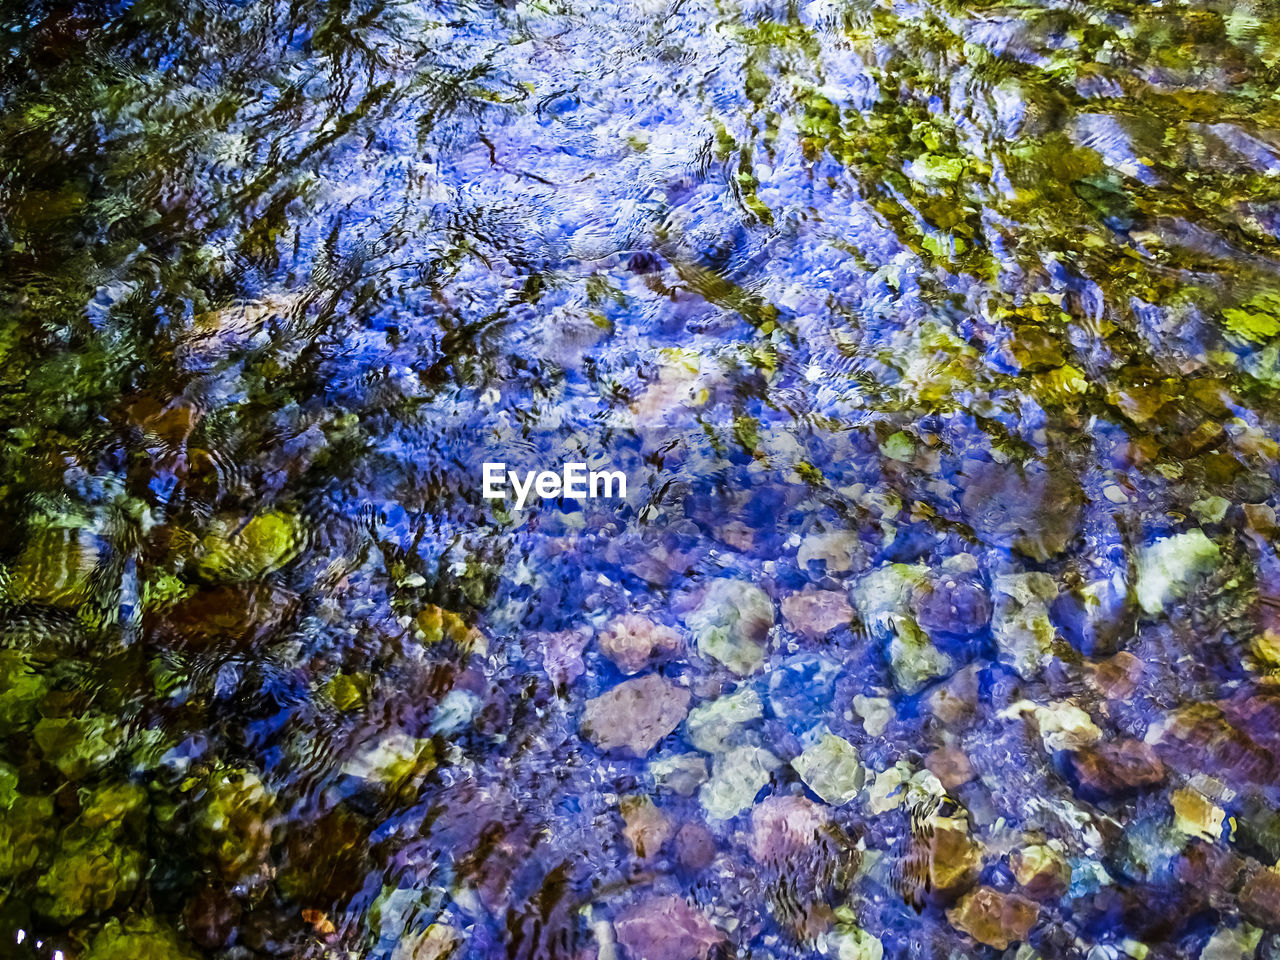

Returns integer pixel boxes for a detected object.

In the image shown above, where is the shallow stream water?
[4,0,1280,958]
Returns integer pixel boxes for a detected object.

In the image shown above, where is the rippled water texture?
[4,0,1280,957]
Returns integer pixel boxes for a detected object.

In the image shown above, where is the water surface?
[3,0,1280,957]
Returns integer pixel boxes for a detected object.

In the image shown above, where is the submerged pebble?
[614,896,723,960]
[686,579,774,675]
[583,674,692,757]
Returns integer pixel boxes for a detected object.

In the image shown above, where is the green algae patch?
[4,526,99,606]
[36,828,145,923]
[79,781,148,831]
[34,717,124,780]
[0,791,54,880]
[1223,292,1280,344]
[85,916,201,960]
[190,766,277,881]
[196,511,302,582]
[0,650,49,733]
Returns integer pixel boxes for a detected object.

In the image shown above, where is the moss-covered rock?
[33,716,123,780]
[0,649,48,733]
[792,733,864,805]
[79,780,148,832]
[888,617,953,694]
[684,686,762,754]
[0,791,54,879]
[1222,291,1280,343]
[0,762,17,810]
[850,564,929,637]
[686,579,774,675]
[4,525,99,606]
[325,672,368,711]
[341,730,438,786]
[991,573,1059,679]
[36,827,145,923]
[84,916,201,960]
[189,765,276,880]
[699,745,781,821]
[195,510,301,582]
[1135,529,1220,616]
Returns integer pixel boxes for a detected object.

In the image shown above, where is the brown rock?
[1002,325,1065,372]
[946,886,1039,950]
[582,675,691,757]
[136,398,201,447]
[614,896,722,960]
[675,822,717,872]
[183,886,241,949]
[148,583,298,650]
[456,821,541,914]
[1158,699,1280,790]
[1072,739,1165,795]
[620,796,673,861]
[599,615,684,675]
[788,902,837,943]
[280,807,369,904]
[1173,419,1225,458]
[1107,383,1165,426]
[925,746,974,790]
[1174,840,1245,912]
[1010,844,1071,899]
[1245,500,1278,531]
[930,824,984,895]
[748,795,830,867]
[960,462,1083,561]
[1241,866,1280,927]
[717,520,755,552]
[780,588,853,641]
[1089,651,1143,700]
[391,925,460,960]
[927,666,980,727]
[895,813,982,910]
